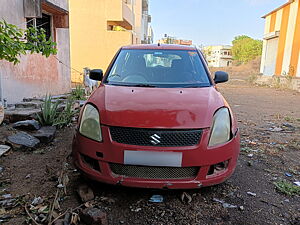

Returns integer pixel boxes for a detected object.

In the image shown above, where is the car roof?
[122,44,197,51]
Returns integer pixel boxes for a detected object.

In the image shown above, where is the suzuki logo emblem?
[150,134,161,145]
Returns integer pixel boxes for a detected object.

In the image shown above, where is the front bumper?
[72,126,240,189]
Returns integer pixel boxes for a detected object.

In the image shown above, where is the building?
[147,25,154,44]
[0,0,70,104]
[260,0,300,78]
[69,0,152,83]
[203,45,233,67]
[158,35,193,46]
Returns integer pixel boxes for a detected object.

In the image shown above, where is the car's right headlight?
[79,104,102,142]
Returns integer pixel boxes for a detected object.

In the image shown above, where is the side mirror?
[214,71,229,84]
[89,69,103,81]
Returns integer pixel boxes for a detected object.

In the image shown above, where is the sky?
[149,0,287,46]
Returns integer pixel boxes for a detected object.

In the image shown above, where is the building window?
[27,13,52,40]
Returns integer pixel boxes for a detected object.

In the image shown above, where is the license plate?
[124,150,182,167]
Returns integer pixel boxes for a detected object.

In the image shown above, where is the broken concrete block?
[7,132,40,149]
[4,108,41,123]
[32,126,56,143]
[80,208,108,225]
[0,145,11,157]
[77,184,95,203]
[13,120,41,131]
[15,102,41,109]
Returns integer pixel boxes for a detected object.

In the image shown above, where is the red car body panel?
[89,85,226,129]
[72,45,240,189]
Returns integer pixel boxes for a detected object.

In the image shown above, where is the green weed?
[54,98,77,128]
[72,85,86,100]
[274,180,300,196]
[37,95,59,126]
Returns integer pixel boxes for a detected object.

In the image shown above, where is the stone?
[15,102,41,109]
[80,208,108,225]
[7,132,40,149]
[77,184,95,203]
[53,219,64,225]
[4,108,41,123]
[13,120,41,131]
[0,145,11,157]
[32,126,56,143]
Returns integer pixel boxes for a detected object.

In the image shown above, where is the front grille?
[109,127,202,147]
[109,163,199,179]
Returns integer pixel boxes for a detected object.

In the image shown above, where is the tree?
[232,35,262,63]
[0,20,57,64]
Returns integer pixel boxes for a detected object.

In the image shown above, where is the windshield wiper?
[184,84,207,88]
[131,84,157,87]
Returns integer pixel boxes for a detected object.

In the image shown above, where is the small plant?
[71,85,86,100]
[37,95,59,126]
[54,98,77,128]
[274,76,281,89]
[284,116,293,122]
[248,74,258,84]
[274,180,300,196]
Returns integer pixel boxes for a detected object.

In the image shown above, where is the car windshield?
[104,49,211,88]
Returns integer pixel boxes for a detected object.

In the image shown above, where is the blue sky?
[149,0,287,46]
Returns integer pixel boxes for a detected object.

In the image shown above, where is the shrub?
[37,95,59,126]
[37,95,77,128]
[71,85,86,100]
[54,98,77,128]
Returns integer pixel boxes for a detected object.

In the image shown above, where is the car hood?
[88,85,225,129]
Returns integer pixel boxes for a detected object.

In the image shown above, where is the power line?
[53,56,83,75]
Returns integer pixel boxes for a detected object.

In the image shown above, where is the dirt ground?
[0,67,300,225]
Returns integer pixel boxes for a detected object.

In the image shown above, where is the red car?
[72,44,240,189]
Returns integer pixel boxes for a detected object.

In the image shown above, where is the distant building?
[69,0,152,83]
[203,45,233,67]
[147,26,154,44]
[260,0,300,77]
[0,0,70,104]
[159,35,193,46]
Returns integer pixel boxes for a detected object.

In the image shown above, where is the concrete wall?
[261,0,300,77]
[69,0,136,83]
[48,0,69,11]
[0,0,71,104]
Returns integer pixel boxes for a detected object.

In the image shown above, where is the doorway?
[263,37,279,75]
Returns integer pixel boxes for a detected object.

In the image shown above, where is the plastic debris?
[2,194,12,199]
[247,154,254,158]
[247,192,257,197]
[57,184,64,188]
[149,195,164,203]
[294,181,300,187]
[285,172,293,177]
[31,197,43,206]
[181,192,192,204]
[213,198,237,208]
[269,127,283,132]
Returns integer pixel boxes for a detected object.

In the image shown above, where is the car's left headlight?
[79,104,102,142]
[208,107,231,147]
